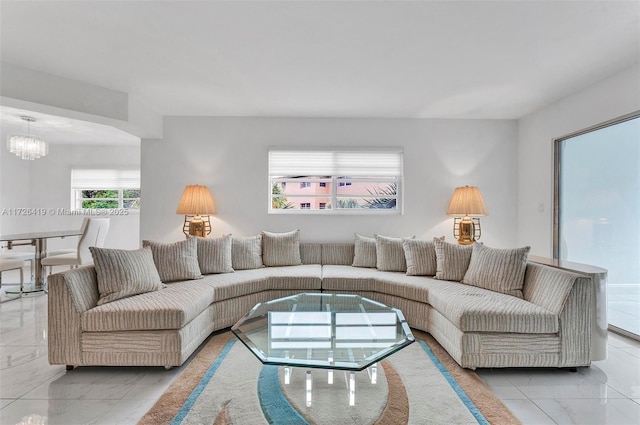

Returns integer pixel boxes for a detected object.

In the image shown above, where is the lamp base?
[454,216,480,245]
[188,219,206,237]
[182,215,212,237]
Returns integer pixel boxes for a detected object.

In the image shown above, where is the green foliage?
[82,200,119,209]
[82,190,118,199]
[271,183,294,209]
[336,199,360,209]
[364,183,397,209]
[123,189,140,198]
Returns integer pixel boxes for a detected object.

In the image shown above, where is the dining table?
[0,229,83,292]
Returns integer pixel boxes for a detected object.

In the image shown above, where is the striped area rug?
[139,330,519,425]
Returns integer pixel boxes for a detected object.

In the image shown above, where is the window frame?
[74,189,141,211]
[268,149,403,215]
[70,169,141,213]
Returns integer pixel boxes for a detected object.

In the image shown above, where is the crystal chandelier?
[7,116,48,160]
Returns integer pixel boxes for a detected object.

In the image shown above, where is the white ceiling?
[1,0,639,123]
[0,106,140,146]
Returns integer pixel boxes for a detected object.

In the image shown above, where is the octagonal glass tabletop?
[231,293,415,371]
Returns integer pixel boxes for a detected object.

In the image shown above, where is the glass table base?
[283,362,378,407]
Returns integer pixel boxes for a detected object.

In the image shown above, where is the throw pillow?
[434,238,474,281]
[403,237,443,276]
[232,235,264,270]
[142,238,202,283]
[352,234,377,268]
[462,243,531,298]
[376,235,411,272]
[90,246,164,306]
[195,234,234,274]
[261,229,302,267]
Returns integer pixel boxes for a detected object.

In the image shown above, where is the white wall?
[142,117,518,247]
[517,63,640,256]
[1,144,141,251]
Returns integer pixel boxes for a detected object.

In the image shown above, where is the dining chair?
[0,251,34,282]
[45,217,90,257]
[0,258,25,302]
[41,218,111,275]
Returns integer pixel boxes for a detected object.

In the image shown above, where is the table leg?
[306,370,312,407]
[34,238,46,290]
[7,238,45,294]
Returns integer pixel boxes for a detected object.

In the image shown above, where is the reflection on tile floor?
[1,282,640,424]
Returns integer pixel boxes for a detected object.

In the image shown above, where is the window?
[269,149,403,214]
[555,112,640,338]
[71,169,140,211]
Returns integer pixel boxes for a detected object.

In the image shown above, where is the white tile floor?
[0,281,639,424]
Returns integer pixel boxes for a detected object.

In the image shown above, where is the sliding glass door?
[555,112,640,339]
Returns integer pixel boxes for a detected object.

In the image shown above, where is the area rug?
[139,329,520,425]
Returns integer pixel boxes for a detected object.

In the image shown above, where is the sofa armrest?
[523,262,593,365]
[523,263,585,314]
[47,266,99,366]
[558,275,592,366]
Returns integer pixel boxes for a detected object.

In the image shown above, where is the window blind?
[71,169,140,189]
[269,149,403,177]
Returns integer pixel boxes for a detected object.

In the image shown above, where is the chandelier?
[7,116,48,160]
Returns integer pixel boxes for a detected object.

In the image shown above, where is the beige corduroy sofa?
[48,243,593,370]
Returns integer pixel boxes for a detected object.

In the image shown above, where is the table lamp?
[176,185,216,237]
[446,185,488,245]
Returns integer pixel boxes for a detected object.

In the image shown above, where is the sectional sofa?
[48,233,593,370]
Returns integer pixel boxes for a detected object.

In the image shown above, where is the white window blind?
[269,149,403,177]
[71,169,140,190]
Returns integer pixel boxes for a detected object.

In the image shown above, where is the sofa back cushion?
[434,238,474,281]
[462,243,530,298]
[403,238,439,276]
[352,234,377,268]
[376,235,410,272]
[195,234,234,274]
[261,229,303,267]
[232,235,264,270]
[90,246,164,305]
[322,243,355,265]
[300,243,322,264]
[143,238,202,283]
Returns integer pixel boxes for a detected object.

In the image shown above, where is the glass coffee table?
[231,293,415,406]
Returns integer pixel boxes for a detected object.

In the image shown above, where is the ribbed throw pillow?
[434,238,474,281]
[142,238,202,283]
[90,246,164,305]
[195,234,234,274]
[352,234,377,268]
[262,230,302,267]
[376,235,411,272]
[462,243,531,298]
[232,235,264,270]
[403,237,442,276]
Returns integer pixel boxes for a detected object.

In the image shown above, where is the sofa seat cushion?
[321,265,557,334]
[82,280,215,332]
[322,265,379,291]
[426,280,558,333]
[322,265,431,302]
[204,265,322,302]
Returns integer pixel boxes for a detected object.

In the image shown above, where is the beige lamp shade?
[447,186,488,217]
[176,185,216,215]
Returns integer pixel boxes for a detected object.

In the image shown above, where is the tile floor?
[0,281,639,424]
